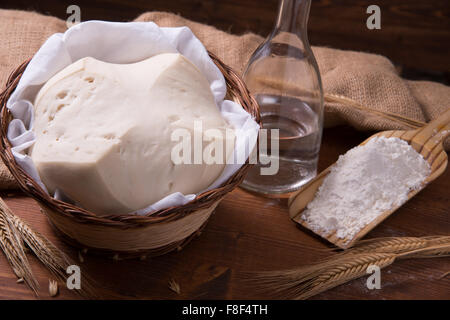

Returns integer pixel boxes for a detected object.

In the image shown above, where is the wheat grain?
[78,251,84,263]
[49,279,58,297]
[168,279,181,294]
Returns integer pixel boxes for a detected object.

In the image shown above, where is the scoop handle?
[411,108,450,151]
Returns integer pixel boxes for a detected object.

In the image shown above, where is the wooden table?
[0,126,448,299]
[1,0,449,300]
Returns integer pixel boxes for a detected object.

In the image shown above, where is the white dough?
[30,53,235,215]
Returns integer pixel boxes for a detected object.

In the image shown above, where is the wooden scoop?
[288,108,450,249]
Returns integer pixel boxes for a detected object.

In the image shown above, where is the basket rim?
[0,51,261,228]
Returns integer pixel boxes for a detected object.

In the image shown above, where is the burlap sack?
[0,9,449,190]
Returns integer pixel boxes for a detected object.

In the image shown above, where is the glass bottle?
[241,0,324,195]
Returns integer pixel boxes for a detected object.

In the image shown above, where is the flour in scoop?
[301,136,430,241]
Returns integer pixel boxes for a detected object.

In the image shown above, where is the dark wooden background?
[3,0,450,83]
[0,0,449,300]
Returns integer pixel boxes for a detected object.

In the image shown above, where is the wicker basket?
[0,52,260,259]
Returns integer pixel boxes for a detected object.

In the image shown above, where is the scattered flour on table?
[301,136,430,241]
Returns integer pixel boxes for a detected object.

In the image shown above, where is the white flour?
[301,136,430,241]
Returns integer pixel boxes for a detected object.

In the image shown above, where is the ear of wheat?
[333,235,450,255]
[248,236,450,300]
[0,197,38,293]
[9,212,99,298]
[0,197,98,298]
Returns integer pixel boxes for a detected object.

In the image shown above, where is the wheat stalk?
[334,236,450,255]
[397,242,450,259]
[9,213,70,275]
[296,253,396,300]
[0,197,38,293]
[253,253,396,299]
[8,211,99,299]
[250,236,450,300]
[345,237,428,254]
[252,76,426,129]
[0,197,98,298]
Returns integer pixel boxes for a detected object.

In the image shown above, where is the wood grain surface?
[0,126,448,300]
[2,0,450,83]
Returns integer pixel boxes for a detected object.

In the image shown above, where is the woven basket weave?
[0,52,260,259]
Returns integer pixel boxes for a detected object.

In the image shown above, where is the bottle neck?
[274,0,311,35]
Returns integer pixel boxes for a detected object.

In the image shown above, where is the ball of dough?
[31,53,234,215]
